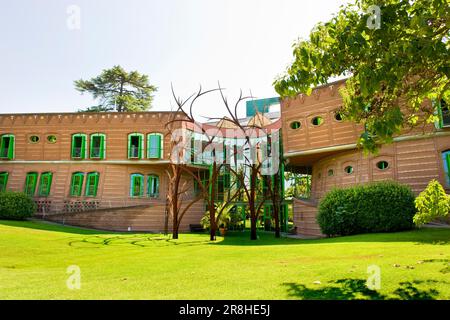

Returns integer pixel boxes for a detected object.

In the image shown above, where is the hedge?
[317,181,416,236]
[0,191,37,220]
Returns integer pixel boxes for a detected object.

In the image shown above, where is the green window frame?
[90,133,106,159]
[147,133,163,159]
[442,151,450,186]
[71,134,87,159]
[85,172,100,197]
[70,172,84,197]
[24,172,38,197]
[0,134,15,160]
[436,99,450,129]
[0,172,8,192]
[147,174,159,198]
[128,133,144,159]
[38,172,53,197]
[130,174,144,197]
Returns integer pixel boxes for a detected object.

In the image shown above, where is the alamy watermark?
[66,265,81,290]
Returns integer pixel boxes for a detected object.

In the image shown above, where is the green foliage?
[284,172,311,199]
[274,0,450,153]
[75,65,157,112]
[200,203,233,230]
[0,192,37,220]
[414,180,450,226]
[318,181,416,236]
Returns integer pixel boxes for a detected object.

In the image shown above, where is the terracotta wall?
[311,135,450,199]
[44,200,205,233]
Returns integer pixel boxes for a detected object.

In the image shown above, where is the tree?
[413,180,450,226]
[274,0,450,152]
[75,65,157,112]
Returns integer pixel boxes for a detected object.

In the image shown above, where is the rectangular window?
[0,172,8,192]
[147,175,159,198]
[38,172,53,197]
[443,151,450,186]
[130,174,144,197]
[147,134,162,159]
[193,170,209,195]
[90,134,105,159]
[71,134,86,159]
[128,134,143,159]
[85,172,99,197]
[70,172,84,196]
[24,172,38,197]
[0,135,14,160]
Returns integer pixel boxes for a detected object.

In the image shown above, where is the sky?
[0,0,350,120]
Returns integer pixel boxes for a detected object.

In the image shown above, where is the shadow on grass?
[283,278,441,300]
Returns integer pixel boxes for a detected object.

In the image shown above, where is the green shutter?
[7,136,14,160]
[148,134,162,159]
[72,134,86,159]
[38,172,53,197]
[446,153,450,181]
[437,100,444,129]
[24,172,38,196]
[0,172,8,192]
[90,134,105,159]
[138,135,143,159]
[70,173,84,196]
[130,174,144,197]
[99,135,105,159]
[86,172,99,197]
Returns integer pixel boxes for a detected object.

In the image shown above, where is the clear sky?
[0,0,350,119]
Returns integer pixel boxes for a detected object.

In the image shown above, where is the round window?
[311,116,324,126]
[344,166,354,174]
[29,135,40,143]
[327,169,334,177]
[290,121,301,130]
[335,112,343,121]
[47,135,57,143]
[376,161,389,170]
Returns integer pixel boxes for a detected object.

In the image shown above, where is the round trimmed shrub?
[0,191,37,220]
[317,181,416,236]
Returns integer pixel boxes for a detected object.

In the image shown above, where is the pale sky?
[0,0,350,119]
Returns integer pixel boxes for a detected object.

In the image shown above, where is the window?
[71,134,87,159]
[147,175,159,198]
[85,172,100,197]
[327,169,334,177]
[0,172,8,192]
[0,134,15,160]
[128,133,144,159]
[442,150,450,186]
[194,170,209,195]
[70,172,84,196]
[24,172,38,196]
[47,135,57,143]
[38,172,53,197]
[130,174,144,197]
[147,133,163,159]
[437,99,450,128]
[344,166,354,174]
[376,161,389,170]
[311,116,324,126]
[290,121,301,129]
[90,133,106,159]
[29,135,40,143]
[334,112,343,121]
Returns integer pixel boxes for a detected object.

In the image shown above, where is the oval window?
[29,135,40,143]
[290,121,301,130]
[311,116,324,126]
[327,169,334,177]
[376,161,389,170]
[335,112,343,121]
[47,135,57,143]
[344,166,354,174]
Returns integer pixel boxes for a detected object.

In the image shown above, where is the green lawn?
[0,219,449,300]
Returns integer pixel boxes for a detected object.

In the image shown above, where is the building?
[1,80,449,235]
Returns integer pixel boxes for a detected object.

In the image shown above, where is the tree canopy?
[75,65,157,112]
[274,0,449,152]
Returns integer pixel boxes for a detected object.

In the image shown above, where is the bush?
[413,180,450,226]
[0,191,37,220]
[317,181,416,236]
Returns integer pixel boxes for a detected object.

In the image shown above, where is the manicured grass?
[0,219,449,300]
